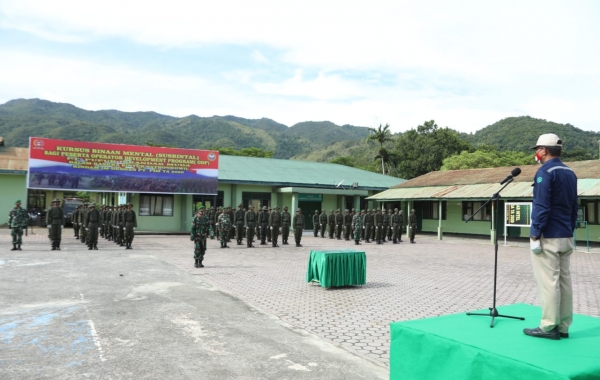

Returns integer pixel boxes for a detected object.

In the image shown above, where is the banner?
[505,202,532,227]
[27,137,218,195]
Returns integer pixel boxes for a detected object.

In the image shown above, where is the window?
[422,201,447,220]
[140,194,174,216]
[582,200,598,224]
[242,192,271,210]
[462,201,491,221]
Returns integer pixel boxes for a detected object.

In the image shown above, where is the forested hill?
[462,116,600,155]
[0,98,370,159]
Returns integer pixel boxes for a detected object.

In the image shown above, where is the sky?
[1,0,599,134]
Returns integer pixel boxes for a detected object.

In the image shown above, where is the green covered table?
[306,250,366,288]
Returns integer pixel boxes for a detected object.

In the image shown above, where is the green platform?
[306,250,366,288]
[390,304,600,380]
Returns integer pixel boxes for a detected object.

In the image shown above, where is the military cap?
[330,209,333,212]
[211,206,215,210]
[399,210,403,214]
[15,199,21,204]
[284,206,289,210]
[238,203,243,207]
[296,208,302,212]
[263,206,268,211]
[411,209,415,212]
[90,203,96,207]
[248,205,254,209]
[274,206,280,209]
[337,209,340,212]
[52,198,60,203]
[314,210,318,213]
[345,209,349,212]
[322,210,325,212]
[394,208,398,211]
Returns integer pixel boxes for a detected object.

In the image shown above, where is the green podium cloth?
[390,304,600,380]
[306,250,366,288]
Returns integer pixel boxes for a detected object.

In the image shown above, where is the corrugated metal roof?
[391,160,599,188]
[0,147,29,173]
[371,160,600,200]
[219,156,404,190]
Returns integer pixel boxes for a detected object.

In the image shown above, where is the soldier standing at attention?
[215,207,222,240]
[218,208,231,248]
[227,206,235,243]
[398,210,405,242]
[266,207,272,243]
[8,199,28,251]
[327,209,335,239]
[344,209,353,241]
[79,203,89,245]
[409,209,417,243]
[363,209,374,243]
[312,210,319,238]
[259,206,270,245]
[72,205,82,239]
[319,210,327,238]
[190,206,214,268]
[208,206,217,239]
[281,206,292,244]
[382,209,390,242]
[269,206,281,247]
[387,209,394,241]
[244,205,256,248]
[335,209,343,240]
[353,210,363,245]
[123,203,137,249]
[235,203,245,245]
[374,209,384,244]
[46,198,65,250]
[86,204,101,250]
[391,208,401,244]
[292,208,305,247]
[118,205,126,247]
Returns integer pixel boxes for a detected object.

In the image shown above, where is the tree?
[366,123,393,175]
[394,120,472,179]
[441,146,535,170]
[330,156,356,167]
[209,146,274,158]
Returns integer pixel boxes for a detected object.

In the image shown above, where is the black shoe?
[194,259,199,268]
[17,244,22,251]
[297,244,302,247]
[560,332,569,338]
[399,239,403,242]
[88,246,93,250]
[57,246,61,251]
[51,246,56,251]
[523,327,560,340]
[198,261,204,268]
[11,244,18,251]
[94,245,98,250]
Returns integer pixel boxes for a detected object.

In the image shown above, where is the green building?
[368,160,600,244]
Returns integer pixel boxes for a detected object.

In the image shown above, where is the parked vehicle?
[63,198,84,226]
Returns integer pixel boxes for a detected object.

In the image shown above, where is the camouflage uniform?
[190,208,214,267]
[8,200,28,250]
[218,210,231,248]
[353,210,363,245]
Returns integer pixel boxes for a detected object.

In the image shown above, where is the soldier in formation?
[281,206,291,245]
[344,209,353,241]
[258,206,270,245]
[244,205,256,248]
[391,208,403,243]
[409,209,417,243]
[209,206,217,239]
[312,210,319,238]
[8,199,28,251]
[46,198,65,250]
[382,209,390,242]
[363,209,374,243]
[123,203,137,249]
[335,209,343,240]
[218,208,231,248]
[319,210,327,238]
[327,209,335,239]
[269,206,281,247]
[85,203,101,250]
[234,204,245,245]
[72,205,82,239]
[190,206,214,268]
[292,208,305,247]
[352,209,363,245]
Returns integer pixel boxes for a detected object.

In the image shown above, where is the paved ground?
[1,227,599,379]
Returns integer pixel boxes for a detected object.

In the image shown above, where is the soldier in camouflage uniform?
[46,198,65,250]
[208,206,217,239]
[218,208,232,248]
[353,209,363,245]
[190,206,214,267]
[8,199,28,251]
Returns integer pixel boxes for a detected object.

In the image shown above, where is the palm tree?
[366,123,393,175]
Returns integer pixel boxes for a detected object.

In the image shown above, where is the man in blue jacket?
[524,133,578,340]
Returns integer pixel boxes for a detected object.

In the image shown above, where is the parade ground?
[1,228,599,379]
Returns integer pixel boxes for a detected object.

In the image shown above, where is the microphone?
[500,167,521,185]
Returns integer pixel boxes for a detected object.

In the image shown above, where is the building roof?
[219,155,404,190]
[369,160,600,201]
[0,144,405,190]
[0,146,29,174]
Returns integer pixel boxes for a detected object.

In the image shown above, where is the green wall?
[1,174,27,225]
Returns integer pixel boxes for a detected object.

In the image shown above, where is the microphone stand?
[465,178,525,327]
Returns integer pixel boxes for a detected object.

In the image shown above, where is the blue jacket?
[530,158,578,239]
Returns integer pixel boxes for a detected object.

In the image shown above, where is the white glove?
[60,225,64,229]
[98,227,101,231]
[123,227,126,230]
[85,228,89,231]
[279,228,282,232]
[47,225,51,228]
[79,223,82,226]
[530,238,542,254]
[133,227,136,230]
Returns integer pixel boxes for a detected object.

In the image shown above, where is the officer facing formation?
[292,208,305,247]
[281,206,291,244]
[8,199,28,251]
[46,198,65,250]
[123,203,137,249]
